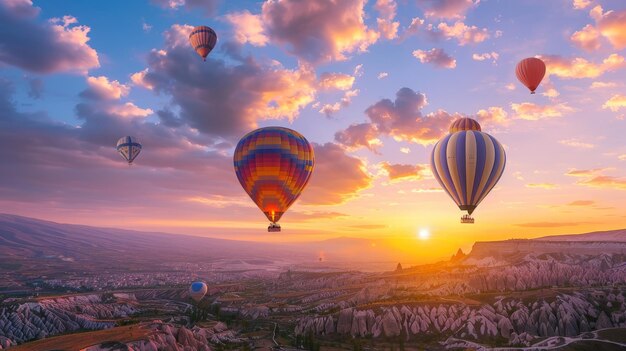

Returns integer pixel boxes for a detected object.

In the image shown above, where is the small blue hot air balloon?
[189,281,208,302]
[116,136,142,165]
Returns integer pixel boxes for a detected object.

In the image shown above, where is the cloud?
[378,72,389,79]
[381,162,430,181]
[505,83,516,90]
[132,25,317,137]
[619,154,626,161]
[593,6,626,50]
[573,0,592,10]
[400,147,410,154]
[27,77,43,99]
[404,17,425,38]
[225,10,269,46]
[375,0,399,39]
[602,94,626,111]
[559,138,594,149]
[335,87,478,150]
[472,52,499,63]
[318,72,355,90]
[365,88,456,145]
[0,2,99,74]
[411,187,443,193]
[567,200,595,206]
[130,69,154,90]
[318,89,359,117]
[564,167,626,191]
[334,123,382,152]
[577,175,626,190]
[541,88,560,98]
[416,0,478,19]
[142,20,152,33]
[0,76,247,225]
[570,24,601,52]
[565,168,607,177]
[541,53,624,79]
[150,0,218,14]
[413,48,456,69]
[437,21,489,45]
[261,0,379,63]
[299,143,373,205]
[106,102,154,118]
[81,76,130,100]
[590,81,617,89]
[511,102,574,120]
[525,183,558,189]
[476,106,508,127]
[515,222,586,228]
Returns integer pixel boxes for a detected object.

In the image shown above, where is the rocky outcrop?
[295,291,626,345]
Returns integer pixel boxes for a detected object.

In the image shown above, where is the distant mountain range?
[0,213,624,271]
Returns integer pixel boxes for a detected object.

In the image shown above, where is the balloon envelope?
[233,127,314,224]
[430,130,506,215]
[189,26,217,61]
[516,57,546,94]
[189,282,207,302]
[449,117,481,133]
[116,136,142,164]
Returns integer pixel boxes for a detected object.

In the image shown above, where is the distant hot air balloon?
[116,136,142,165]
[233,127,315,232]
[449,117,481,133]
[189,26,217,61]
[430,119,506,224]
[189,281,207,302]
[515,57,546,94]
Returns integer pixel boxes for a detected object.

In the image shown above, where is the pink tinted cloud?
[381,163,430,181]
[225,10,269,46]
[437,21,489,45]
[541,53,624,79]
[413,48,457,68]
[299,143,373,205]
[375,0,400,40]
[82,76,130,100]
[593,6,626,50]
[318,72,355,90]
[0,2,99,74]
[570,24,601,52]
[261,0,379,63]
[334,123,382,152]
[133,25,317,137]
[417,0,478,19]
[150,0,218,14]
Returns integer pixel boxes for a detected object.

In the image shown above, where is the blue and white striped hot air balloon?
[116,136,142,165]
[430,118,506,224]
[189,281,208,302]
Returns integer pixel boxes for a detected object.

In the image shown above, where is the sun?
[418,228,430,240]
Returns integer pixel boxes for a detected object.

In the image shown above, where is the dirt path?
[8,324,150,351]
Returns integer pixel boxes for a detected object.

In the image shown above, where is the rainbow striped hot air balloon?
[430,118,505,224]
[234,127,315,232]
[189,26,217,61]
[116,136,142,165]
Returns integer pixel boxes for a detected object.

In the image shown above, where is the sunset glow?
[0,0,625,264]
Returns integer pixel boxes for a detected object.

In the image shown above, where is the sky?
[0,0,625,263]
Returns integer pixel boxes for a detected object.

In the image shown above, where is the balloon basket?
[268,223,281,232]
[460,215,474,224]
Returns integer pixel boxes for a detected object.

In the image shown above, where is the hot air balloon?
[233,127,315,232]
[116,136,142,165]
[430,119,506,224]
[449,117,481,133]
[189,281,208,302]
[515,57,546,94]
[189,26,217,61]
